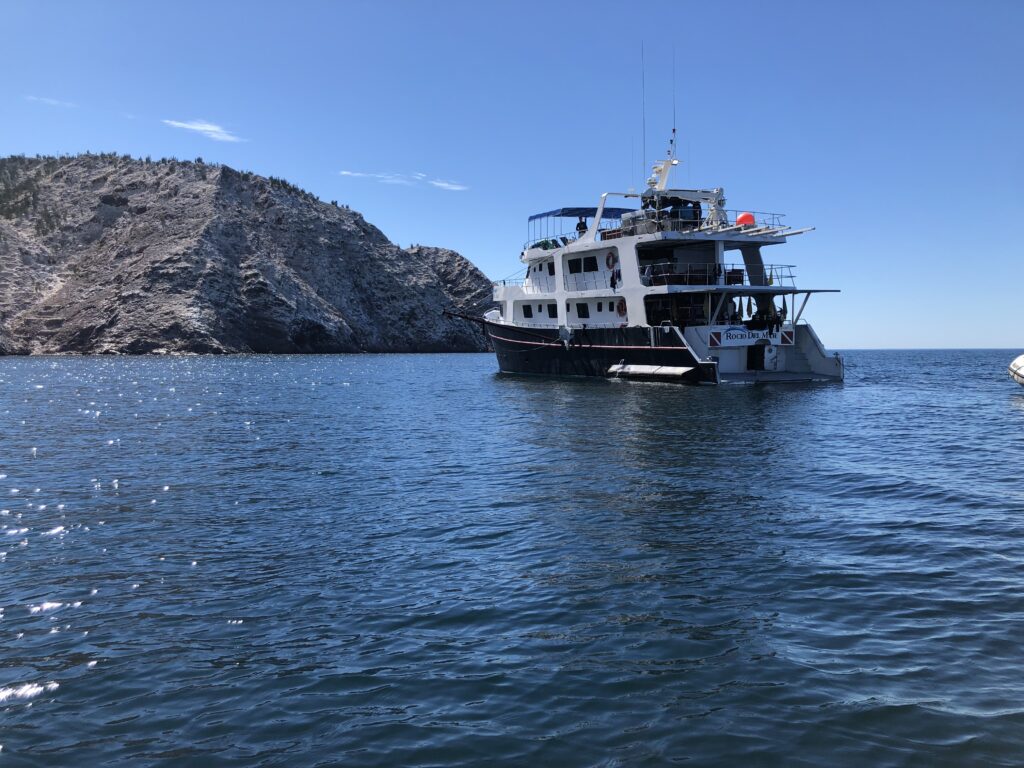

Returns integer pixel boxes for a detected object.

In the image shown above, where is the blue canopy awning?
[528,206,636,223]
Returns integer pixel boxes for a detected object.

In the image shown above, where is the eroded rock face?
[0,154,493,354]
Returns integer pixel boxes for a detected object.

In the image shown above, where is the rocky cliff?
[0,154,493,354]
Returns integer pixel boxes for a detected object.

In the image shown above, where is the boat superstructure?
[479,144,844,384]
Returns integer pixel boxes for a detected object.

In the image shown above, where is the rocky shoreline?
[0,154,492,355]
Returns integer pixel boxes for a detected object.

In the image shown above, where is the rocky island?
[0,154,493,354]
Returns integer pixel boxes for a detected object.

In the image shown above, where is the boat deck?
[718,371,841,384]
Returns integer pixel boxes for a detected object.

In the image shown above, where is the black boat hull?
[484,321,718,384]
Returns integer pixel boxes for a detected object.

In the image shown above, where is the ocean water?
[1,350,1023,766]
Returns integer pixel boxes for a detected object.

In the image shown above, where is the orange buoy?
[737,211,756,226]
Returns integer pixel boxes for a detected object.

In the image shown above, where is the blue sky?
[2,0,1021,348]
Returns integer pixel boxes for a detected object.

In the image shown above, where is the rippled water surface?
[2,350,1023,766]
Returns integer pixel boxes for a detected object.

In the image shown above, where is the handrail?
[639,262,796,288]
[489,319,626,330]
[495,277,556,295]
[523,226,626,252]
[526,207,791,248]
[497,263,799,292]
[623,207,785,230]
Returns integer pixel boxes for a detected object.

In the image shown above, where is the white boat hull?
[1010,354,1024,386]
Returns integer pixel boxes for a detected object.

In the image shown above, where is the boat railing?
[523,229,627,252]
[524,208,790,248]
[494,278,557,295]
[523,213,631,251]
[639,262,796,288]
[495,321,557,328]
[493,320,625,330]
[602,208,787,239]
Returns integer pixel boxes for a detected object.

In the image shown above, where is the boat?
[463,137,844,384]
[1010,354,1024,386]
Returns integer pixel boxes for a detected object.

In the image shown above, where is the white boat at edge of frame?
[1010,354,1024,386]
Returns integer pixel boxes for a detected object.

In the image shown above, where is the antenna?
[630,138,635,193]
[641,42,647,175]
[671,47,677,160]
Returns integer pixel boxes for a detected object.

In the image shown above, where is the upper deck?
[523,192,811,262]
[522,150,813,261]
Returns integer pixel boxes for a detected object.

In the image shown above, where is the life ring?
[605,251,618,270]
[616,298,627,317]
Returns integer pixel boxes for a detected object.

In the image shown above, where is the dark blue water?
[2,351,1023,766]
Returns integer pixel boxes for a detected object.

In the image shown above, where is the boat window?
[583,256,598,272]
[522,304,533,319]
[547,304,557,318]
[576,303,590,319]
[547,262,555,276]
[537,304,542,312]
[597,302,603,312]
[568,258,582,274]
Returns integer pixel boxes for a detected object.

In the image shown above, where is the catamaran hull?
[484,321,718,384]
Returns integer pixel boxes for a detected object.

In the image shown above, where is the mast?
[647,133,680,191]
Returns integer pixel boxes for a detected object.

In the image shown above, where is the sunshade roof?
[528,206,637,222]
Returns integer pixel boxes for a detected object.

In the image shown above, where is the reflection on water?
[1,351,1023,766]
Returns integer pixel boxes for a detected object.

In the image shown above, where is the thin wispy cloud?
[162,119,243,143]
[428,179,469,192]
[25,95,76,108]
[339,170,469,192]
[339,171,415,186]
